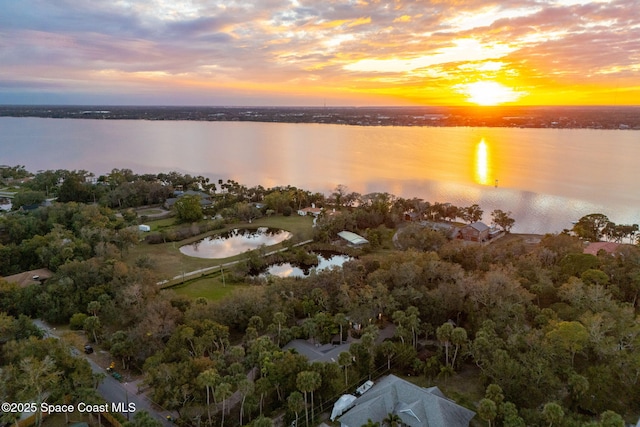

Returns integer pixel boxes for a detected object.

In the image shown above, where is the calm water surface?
[2,117,639,233]
[264,254,353,278]
[179,228,292,259]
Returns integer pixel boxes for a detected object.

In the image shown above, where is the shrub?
[69,312,88,330]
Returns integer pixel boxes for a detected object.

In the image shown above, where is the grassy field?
[136,208,165,215]
[126,214,315,284]
[169,270,248,300]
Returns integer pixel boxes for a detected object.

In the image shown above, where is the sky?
[1,0,639,106]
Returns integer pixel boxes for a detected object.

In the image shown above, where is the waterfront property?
[459,222,490,242]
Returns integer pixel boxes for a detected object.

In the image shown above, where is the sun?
[458,81,524,106]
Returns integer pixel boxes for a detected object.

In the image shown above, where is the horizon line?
[2,104,640,109]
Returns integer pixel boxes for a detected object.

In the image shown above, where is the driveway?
[33,320,175,426]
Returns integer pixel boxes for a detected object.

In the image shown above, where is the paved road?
[33,320,175,427]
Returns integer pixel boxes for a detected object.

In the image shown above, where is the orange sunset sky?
[1,0,639,106]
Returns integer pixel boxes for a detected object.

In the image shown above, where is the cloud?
[0,0,638,105]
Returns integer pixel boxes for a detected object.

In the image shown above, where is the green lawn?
[126,214,315,284]
[169,270,248,300]
[136,208,165,215]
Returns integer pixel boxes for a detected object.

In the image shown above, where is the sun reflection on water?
[475,138,491,185]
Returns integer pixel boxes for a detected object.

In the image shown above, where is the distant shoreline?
[1,105,639,130]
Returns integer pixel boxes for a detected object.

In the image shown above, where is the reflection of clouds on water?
[180,228,292,258]
[264,254,353,278]
[267,264,302,278]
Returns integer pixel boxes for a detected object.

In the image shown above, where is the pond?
[179,227,292,259]
[263,253,353,278]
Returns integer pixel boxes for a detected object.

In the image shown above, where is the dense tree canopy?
[1,169,638,426]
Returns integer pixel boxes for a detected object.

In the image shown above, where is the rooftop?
[338,231,369,246]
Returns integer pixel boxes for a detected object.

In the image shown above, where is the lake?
[2,117,638,233]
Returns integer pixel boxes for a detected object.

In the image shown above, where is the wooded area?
[1,167,639,427]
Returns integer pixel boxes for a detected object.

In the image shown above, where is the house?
[2,268,53,288]
[338,375,475,427]
[404,212,421,222]
[583,241,621,256]
[459,222,490,242]
[164,190,213,209]
[298,203,322,217]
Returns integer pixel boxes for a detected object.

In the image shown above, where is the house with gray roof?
[164,190,213,209]
[459,222,490,242]
[338,375,475,427]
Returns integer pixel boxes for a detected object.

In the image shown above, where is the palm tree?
[273,311,287,346]
[541,402,564,427]
[252,416,273,427]
[383,413,402,427]
[215,382,233,427]
[197,368,220,426]
[334,313,348,343]
[338,351,352,386]
[287,392,305,427]
[296,371,321,427]
[238,378,255,426]
[378,341,396,371]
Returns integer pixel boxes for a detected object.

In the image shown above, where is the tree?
[338,351,353,386]
[57,171,93,203]
[16,356,62,427]
[477,398,497,427]
[123,411,163,427]
[541,402,564,427]
[238,378,255,426]
[501,402,525,427]
[378,341,397,371]
[296,371,321,427]
[599,410,625,427]
[382,412,402,427]
[332,184,349,207]
[462,204,484,223]
[334,312,348,344]
[436,322,454,368]
[450,327,468,369]
[491,209,515,233]
[271,311,287,345]
[215,382,233,427]
[83,315,102,343]
[197,369,220,426]
[110,330,135,370]
[572,213,610,241]
[12,190,46,210]
[174,194,203,223]
[252,416,273,427]
[236,202,262,223]
[545,321,589,366]
[287,391,305,427]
